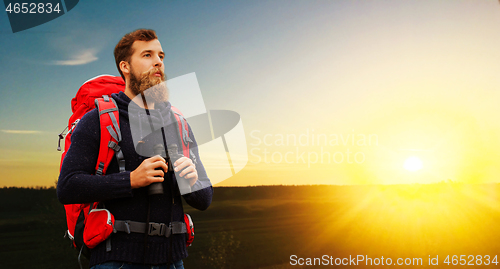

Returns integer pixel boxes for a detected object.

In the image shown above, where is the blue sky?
[1,0,500,187]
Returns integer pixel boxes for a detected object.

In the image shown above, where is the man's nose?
[154,55,163,68]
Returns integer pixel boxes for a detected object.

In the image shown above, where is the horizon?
[3,179,493,190]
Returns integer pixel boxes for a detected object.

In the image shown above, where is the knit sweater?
[57,91,213,266]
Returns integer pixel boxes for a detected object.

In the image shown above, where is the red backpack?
[58,75,195,259]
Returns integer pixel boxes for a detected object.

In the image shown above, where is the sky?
[1,0,500,187]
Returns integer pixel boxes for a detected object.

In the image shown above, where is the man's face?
[127,39,168,102]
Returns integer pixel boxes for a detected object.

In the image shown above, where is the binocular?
[148,143,191,195]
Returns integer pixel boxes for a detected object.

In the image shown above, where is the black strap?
[106,238,112,252]
[78,246,84,269]
[143,198,151,264]
[115,220,186,237]
[169,165,175,264]
[115,148,126,173]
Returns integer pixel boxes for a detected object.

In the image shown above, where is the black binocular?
[148,143,189,195]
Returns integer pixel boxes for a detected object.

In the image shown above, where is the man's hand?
[174,157,198,187]
[130,155,168,189]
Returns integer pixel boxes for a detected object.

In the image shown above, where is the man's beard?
[129,67,169,104]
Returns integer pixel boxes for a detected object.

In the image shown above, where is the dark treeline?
[212,182,500,201]
[3,183,500,210]
[0,186,59,212]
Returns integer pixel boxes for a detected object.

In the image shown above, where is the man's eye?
[160,55,164,60]
[144,54,151,57]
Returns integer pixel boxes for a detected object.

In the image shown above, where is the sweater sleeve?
[57,109,133,204]
[181,126,213,211]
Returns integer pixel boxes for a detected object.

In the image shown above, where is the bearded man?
[58,29,213,269]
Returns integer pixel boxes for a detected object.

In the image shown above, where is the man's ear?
[120,61,130,76]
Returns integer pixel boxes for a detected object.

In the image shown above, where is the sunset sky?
[1,0,500,187]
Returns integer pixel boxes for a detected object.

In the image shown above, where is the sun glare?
[404,156,423,172]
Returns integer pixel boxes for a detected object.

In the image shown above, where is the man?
[58,29,213,269]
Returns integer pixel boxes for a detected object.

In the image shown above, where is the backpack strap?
[171,107,192,159]
[94,95,125,175]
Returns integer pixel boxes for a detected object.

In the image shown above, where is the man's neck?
[124,87,155,110]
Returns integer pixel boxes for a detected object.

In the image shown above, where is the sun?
[404,156,423,172]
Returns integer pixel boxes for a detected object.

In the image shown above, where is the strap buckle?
[148,222,166,236]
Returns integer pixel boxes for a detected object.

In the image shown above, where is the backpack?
[57,75,195,260]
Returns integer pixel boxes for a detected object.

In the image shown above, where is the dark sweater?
[57,91,213,266]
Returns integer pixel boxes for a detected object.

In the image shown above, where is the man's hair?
[114,29,158,80]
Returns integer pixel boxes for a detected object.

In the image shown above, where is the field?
[2,184,500,268]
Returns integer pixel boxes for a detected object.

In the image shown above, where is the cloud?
[1,130,42,134]
[51,49,98,66]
